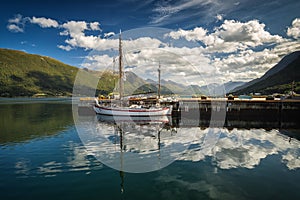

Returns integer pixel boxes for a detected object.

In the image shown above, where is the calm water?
[0,99,300,200]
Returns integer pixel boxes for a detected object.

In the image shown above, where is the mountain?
[224,81,245,93]
[146,78,187,94]
[198,81,245,96]
[123,71,148,94]
[233,51,300,95]
[0,48,119,97]
[145,78,205,95]
[0,48,79,97]
[123,73,174,95]
[161,79,187,94]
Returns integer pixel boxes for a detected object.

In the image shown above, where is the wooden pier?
[177,98,300,129]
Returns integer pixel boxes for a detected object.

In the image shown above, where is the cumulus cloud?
[61,21,89,37]
[167,19,283,53]
[167,27,208,42]
[65,35,118,51]
[287,18,300,39]
[215,19,283,46]
[272,40,300,55]
[163,18,296,82]
[81,54,114,70]
[30,16,59,28]
[7,15,108,51]
[81,42,218,86]
[78,18,300,85]
[58,20,118,51]
[213,49,280,80]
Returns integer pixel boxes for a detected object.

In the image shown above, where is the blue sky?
[1,0,300,85]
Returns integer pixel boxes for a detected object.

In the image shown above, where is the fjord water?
[0,99,300,200]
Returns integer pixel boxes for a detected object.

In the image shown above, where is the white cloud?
[7,14,26,32]
[167,19,284,53]
[8,14,23,24]
[104,32,115,38]
[81,54,114,70]
[123,37,163,51]
[78,18,299,85]
[287,18,300,39]
[60,21,101,37]
[57,45,73,51]
[59,30,69,36]
[61,21,89,37]
[167,27,208,42]
[30,16,59,28]
[272,40,300,55]
[64,35,118,51]
[213,49,281,82]
[89,22,101,31]
[216,14,223,21]
[7,24,24,33]
[58,20,118,51]
[82,43,219,86]
[163,18,299,83]
[215,19,283,46]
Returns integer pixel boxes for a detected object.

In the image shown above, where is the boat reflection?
[76,114,199,174]
[97,114,170,125]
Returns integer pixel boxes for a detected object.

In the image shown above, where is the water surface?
[0,99,299,200]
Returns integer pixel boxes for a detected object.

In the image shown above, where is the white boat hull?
[94,105,172,116]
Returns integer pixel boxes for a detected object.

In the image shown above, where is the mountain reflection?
[0,103,73,144]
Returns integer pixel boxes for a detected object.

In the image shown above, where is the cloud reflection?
[178,128,300,170]
[15,143,103,178]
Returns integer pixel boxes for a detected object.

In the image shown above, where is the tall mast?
[158,62,161,99]
[119,31,124,101]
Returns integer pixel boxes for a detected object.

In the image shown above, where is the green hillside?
[234,52,300,95]
[0,48,79,97]
[0,48,120,97]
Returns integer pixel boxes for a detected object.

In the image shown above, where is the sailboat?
[93,32,172,116]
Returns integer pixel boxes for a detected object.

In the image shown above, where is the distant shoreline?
[0,97,73,104]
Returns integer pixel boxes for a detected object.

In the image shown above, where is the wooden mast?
[158,62,161,100]
[119,31,124,102]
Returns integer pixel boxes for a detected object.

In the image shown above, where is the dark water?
[0,99,300,200]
